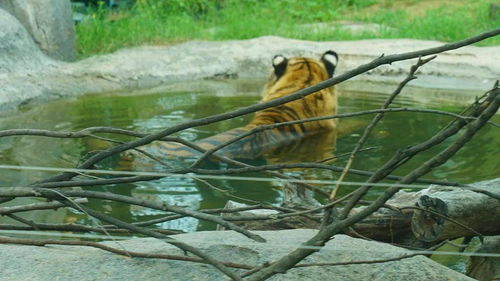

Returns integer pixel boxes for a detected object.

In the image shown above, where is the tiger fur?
[132,50,339,163]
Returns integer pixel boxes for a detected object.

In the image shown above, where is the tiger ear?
[272,55,288,79]
[321,50,338,78]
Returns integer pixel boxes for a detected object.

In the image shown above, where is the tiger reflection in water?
[123,50,340,167]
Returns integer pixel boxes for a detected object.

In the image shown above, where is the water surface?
[0,79,498,233]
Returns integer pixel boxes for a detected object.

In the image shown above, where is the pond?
[0,79,498,235]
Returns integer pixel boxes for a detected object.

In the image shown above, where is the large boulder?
[0,8,61,111]
[0,229,474,281]
[0,0,76,61]
[0,8,56,75]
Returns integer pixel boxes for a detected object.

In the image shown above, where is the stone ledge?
[0,229,474,281]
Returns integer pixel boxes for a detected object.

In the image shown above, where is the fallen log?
[219,178,500,248]
[397,178,500,243]
[348,178,500,246]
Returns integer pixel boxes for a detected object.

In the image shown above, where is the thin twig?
[329,56,437,200]
[294,252,419,267]
[0,236,252,270]
[339,88,495,219]
[0,223,182,235]
[0,199,87,215]
[193,104,489,167]
[5,214,40,230]
[60,200,244,281]
[294,238,451,268]
[245,82,500,281]
[0,187,266,243]
[29,164,463,190]
[192,177,261,204]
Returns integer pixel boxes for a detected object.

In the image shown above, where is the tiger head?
[254,51,339,133]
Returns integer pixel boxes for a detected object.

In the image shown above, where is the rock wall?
[0,0,76,61]
[0,8,62,111]
[0,8,56,74]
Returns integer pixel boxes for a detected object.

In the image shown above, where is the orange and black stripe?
[133,51,339,162]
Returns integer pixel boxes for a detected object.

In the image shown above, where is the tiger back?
[128,51,339,165]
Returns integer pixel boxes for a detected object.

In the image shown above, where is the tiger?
[127,50,339,166]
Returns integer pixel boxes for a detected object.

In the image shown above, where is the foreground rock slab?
[0,229,473,281]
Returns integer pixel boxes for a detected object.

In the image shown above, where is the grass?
[75,0,500,58]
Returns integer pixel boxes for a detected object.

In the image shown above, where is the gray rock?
[0,0,76,61]
[0,8,63,112]
[0,229,474,281]
[0,8,57,74]
[298,21,395,35]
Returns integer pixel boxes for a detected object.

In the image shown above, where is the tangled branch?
[1,29,499,280]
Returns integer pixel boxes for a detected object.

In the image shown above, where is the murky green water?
[0,80,498,234]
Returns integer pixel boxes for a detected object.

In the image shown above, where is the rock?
[0,0,76,61]
[298,21,395,35]
[0,229,474,281]
[0,8,56,74]
[0,8,63,112]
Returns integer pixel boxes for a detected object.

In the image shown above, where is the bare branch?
[294,253,419,268]
[245,83,500,281]
[339,93,493,219]
[0,198,87,215]
[0,187,266,243]
[30,164,463,190]
[60,200,244,281]
[293,238,451,269]
[0,236,253,270]
[0,223,181,235]
[1,30,498,280]
[329,55,437,200]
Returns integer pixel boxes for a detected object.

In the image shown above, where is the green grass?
[76,0,500,58]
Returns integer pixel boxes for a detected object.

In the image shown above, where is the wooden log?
[349,183,499,248]
[219,178,500,248]
[345,178,500,245]
[408,182,500,242]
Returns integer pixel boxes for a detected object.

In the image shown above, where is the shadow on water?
[0,79,499,234]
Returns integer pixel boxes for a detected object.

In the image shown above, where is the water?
[0,79,499,234]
